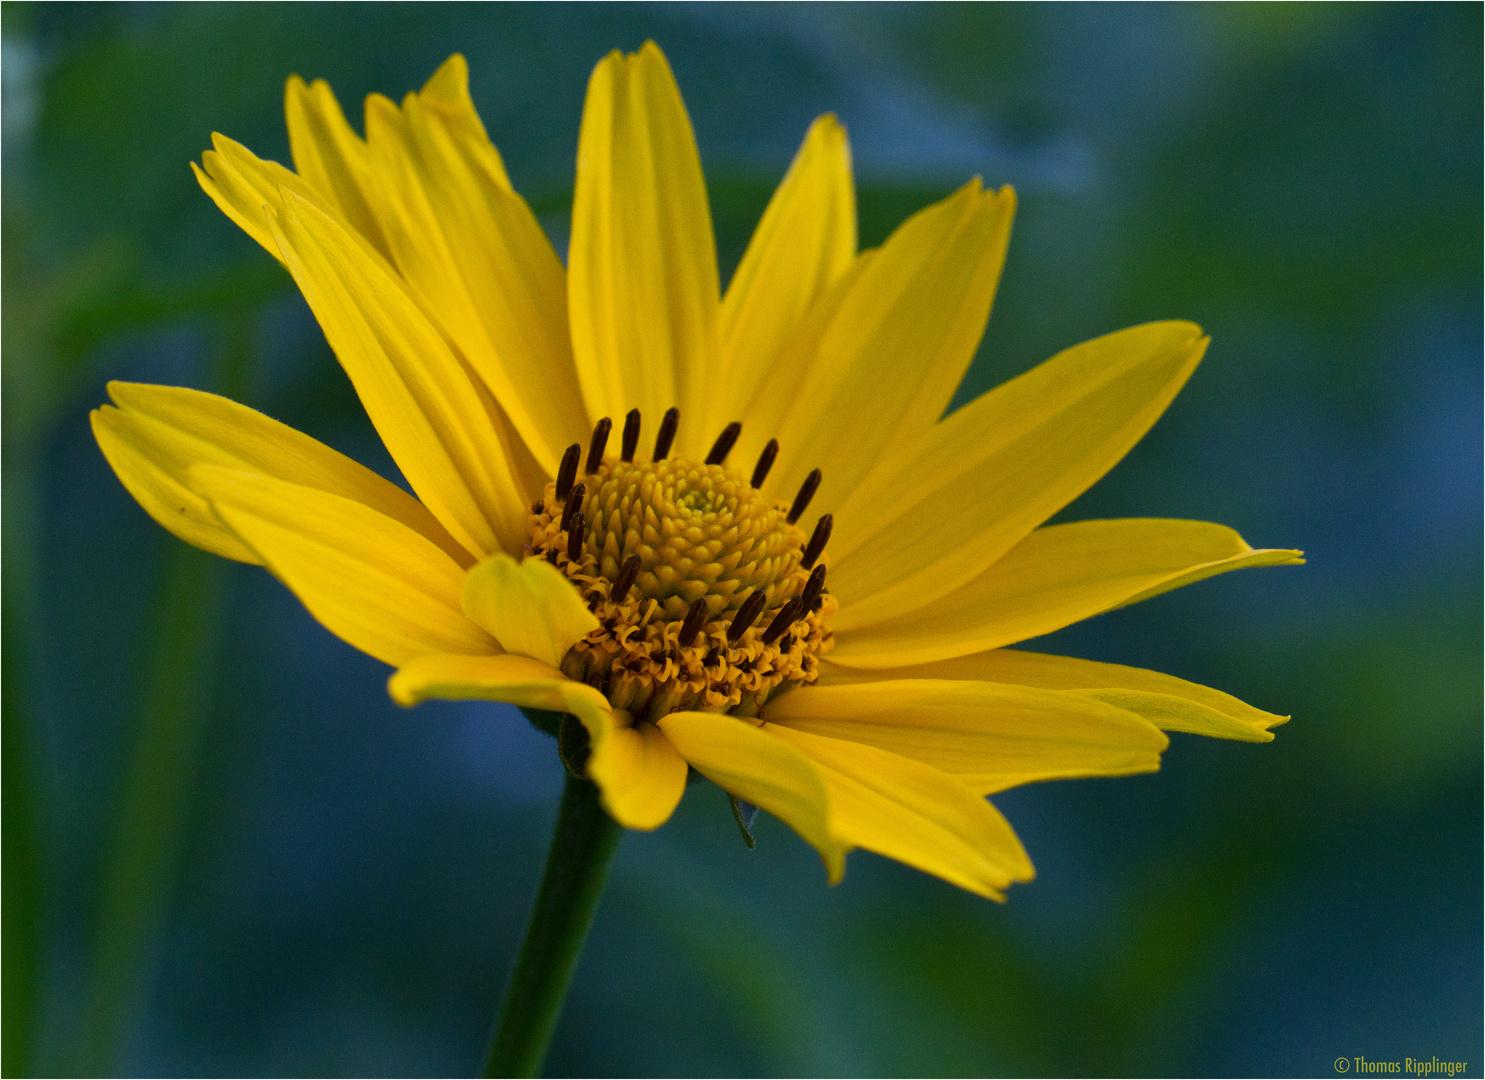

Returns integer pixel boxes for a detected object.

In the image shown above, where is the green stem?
[79,543,224,1073]
[483,769,622,1077]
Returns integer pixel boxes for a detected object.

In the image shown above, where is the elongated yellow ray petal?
[822,649,1287,743]
[831,518,1304,666]
[829,322,1209,630]
[193,133,369,265]
[197,127,558,514]
[760,179,1014,515]
[767,678,1167,794]
[716,114,855,441]
[363,60,587,474]
[389,652,602,715]
[93,407,254,564]
[284,74,392,259]
[388,651,682,829]
[569,41,719,450]
[659,712,847,881]
[192,148,297,261]
[196,467,496,666]
[767,725,1034,899]
[91,381,469,567]
[586,720,689,830]
[461,553,599,669]
[415,54,510,182]
[269,190,531,559]
[731,250,876,499]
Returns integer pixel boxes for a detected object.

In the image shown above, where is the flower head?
[92,43,1301,899]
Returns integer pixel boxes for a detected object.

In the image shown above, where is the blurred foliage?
[2,2,1479,1077]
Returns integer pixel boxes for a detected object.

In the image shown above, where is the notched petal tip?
[659,712,850,882]
[421,52,470,98]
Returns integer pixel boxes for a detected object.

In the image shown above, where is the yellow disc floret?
[582,458,801,618]
[527,436,836,726]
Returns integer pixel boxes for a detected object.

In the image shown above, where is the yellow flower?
[91,43,1301,900]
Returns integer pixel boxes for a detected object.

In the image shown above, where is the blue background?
[3,3,1480,1075]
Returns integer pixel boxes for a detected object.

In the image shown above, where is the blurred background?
[3,3,1480,1076]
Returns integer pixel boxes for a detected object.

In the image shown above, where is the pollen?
[528,414,837,724]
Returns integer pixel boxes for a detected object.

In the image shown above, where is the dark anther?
[799,563,827,612]
[566,514,585,563]
[586,417,612,473]
[777,634,794,652]
[761,598,803,645]
[653,407,680,460]
[679,597,709,647]
[560,482,586,533]
[751,439,778,488]
[610,554,641,605]
[787,468,822,524]
[727,589,767,643]
[555,443,581,501]
[801,513,833,570]
[620,409,642,462]
[703,647,722,666]
[545,549,560,566]
[705,421,742,466]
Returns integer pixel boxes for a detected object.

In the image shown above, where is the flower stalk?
[484,763,622,1078]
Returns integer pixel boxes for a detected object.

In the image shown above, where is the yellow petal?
[768,725,1034,900]
[831,518,1304,666]
[191,148,293,260]
[767,678,1167,794]
[195,467,497,667]
[829,322,1210,631]
[658,712,846,881]
[389,651,605,717]
[460,553,599,669]
[821,649,1287,743]
[760,179,1015,516]
[388,651,684,830]
[284,73,393,259]
[91,381,470,568]
[93,406,255,564]
[389,650,612,751]
[586,720,689,831]
[362,60,587,474]
[192,133,365,264]
[415,53,509,178]
[730,250,877,498]
[568,42,719,450]
[268,189,530,558]
[716,114,855,440]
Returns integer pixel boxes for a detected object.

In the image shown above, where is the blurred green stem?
[484,770,622,1078]
[78,314,250,1072]
[78,544,225,1072]
[2,578,44,1077]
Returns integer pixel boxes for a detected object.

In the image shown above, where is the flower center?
[528,410,836,724]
